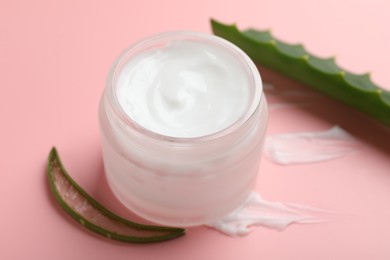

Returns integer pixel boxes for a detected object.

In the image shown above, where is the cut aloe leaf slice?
[47,147,185,243]
[211,19,390,127]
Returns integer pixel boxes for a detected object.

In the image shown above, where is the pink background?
[1,0,390,259]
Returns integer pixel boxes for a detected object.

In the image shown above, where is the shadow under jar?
[99,32,268,227]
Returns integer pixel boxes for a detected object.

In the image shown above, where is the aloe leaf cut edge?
[47,147,185,243]
[211,19,390,127]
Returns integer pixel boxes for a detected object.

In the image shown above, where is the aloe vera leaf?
[47,147,185,243]
[211,19,390,127]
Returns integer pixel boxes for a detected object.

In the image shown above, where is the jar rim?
[106,31,263,143]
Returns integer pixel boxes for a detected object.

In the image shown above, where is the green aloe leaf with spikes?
[211,19,390,127]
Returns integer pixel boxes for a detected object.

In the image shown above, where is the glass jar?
[99,32,268,227]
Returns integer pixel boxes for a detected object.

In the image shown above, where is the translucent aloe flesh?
[47,147,185,243]
[211,19,390,127]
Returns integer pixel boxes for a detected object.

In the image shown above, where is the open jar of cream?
[99,32,268,227]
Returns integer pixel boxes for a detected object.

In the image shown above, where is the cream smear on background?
[263,83,359,165]
[264,126,359,165]
[207,191,336,236]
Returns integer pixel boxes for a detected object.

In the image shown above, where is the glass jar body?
[99,32,268,227]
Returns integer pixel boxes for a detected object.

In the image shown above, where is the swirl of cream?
[117,40,251,138]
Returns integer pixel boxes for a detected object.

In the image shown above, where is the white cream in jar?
[116,40,250,138]
[99,32,268,227]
